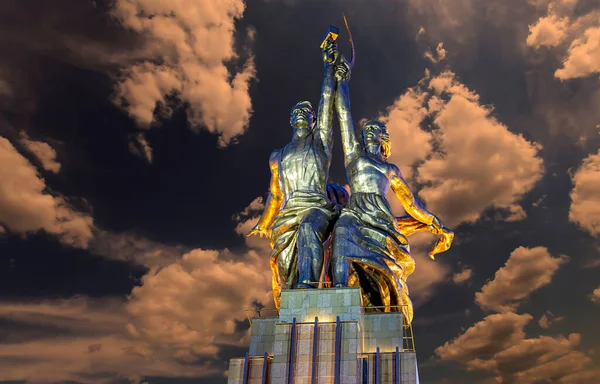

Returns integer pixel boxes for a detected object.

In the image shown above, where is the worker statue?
[248,33,343,307]
[329,56,454,324]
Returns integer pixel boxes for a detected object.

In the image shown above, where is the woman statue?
[330,58,454,324]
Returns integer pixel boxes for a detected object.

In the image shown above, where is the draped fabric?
[269,191,340,306]
[332,192,416,323]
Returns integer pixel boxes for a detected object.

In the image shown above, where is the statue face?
[290,101,315,138]
[362,121,386,147]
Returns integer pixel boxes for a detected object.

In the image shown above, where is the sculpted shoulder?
[269,149,282,166]
[387,163,401,178]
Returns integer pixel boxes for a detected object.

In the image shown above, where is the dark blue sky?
[0,0,599,383]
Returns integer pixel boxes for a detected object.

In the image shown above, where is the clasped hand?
[322,40,339,64]
[247,225,270,239]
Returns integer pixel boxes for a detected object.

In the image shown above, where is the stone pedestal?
[227,288,420,384]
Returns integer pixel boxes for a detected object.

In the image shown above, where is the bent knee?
[298,221,319,237]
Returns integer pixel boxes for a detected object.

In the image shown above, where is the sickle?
[342,13,355,68]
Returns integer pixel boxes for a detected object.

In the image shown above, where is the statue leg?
[330,216,353,287]
[331,254,349,287]
[295,209,330,288]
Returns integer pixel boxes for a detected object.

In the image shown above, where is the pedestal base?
[228,288,420,384]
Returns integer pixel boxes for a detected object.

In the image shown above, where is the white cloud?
[0,137,93,248]
[475,246,568,312]
[569,149,600,236]
[111,0,256,147]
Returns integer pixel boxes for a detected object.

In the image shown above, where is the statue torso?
[278,133,330,201]
[347,153,390,195]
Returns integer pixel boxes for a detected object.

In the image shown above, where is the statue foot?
[294,282,313,289]
[334,283,347,288]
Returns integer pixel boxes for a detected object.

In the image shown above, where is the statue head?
[290,101,315,139]
[362,120,391,159]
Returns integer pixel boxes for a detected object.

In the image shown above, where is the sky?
[0,0,599,383]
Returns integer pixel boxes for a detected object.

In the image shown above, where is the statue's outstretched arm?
[334,59,361,166]
[389,164,443,232]
[316,41,338,155]
[248,152,284,238]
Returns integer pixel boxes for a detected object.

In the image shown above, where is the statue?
[248,17,454,324]
[248,37,341,307]
[329,57,454,324]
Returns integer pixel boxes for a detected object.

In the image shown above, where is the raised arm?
[389,164,443,232]
[248,151,284,238]
[334,58,361,166]
[315,41,338,155]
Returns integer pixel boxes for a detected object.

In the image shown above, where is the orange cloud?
[590,286,600,304]
[452,267,473,284]
[475,246,568,312]
[0,137,93,248]
[125,198,271,362]
[111,0,256,147]
[18,132,61,173]
[569,149,600,236]
[382,69,543,227]
[435,312,533,365]
[436,311,595,383]
[0,297,214,383]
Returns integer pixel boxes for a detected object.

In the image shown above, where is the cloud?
[436,312,595,383]
[484,333,589,383]
[560,368,600,383]
[111,0,256,147]
[526,14,570,48]
[380,68,543,227]
[424,42,447,63]
[475,246,568,312]
[569,149,600,236]
[406,233,452,306]
[0,77,11,97]
[526,0,600,80]
[0,136,93,248]
[128,133,153,163]
[378,79,434,181]
[0,297,213,383]
[435,312,533,365]
[452,267,473,284]
[89,229,185,268]
[590,286,600,303]
[125,198,271,362]
[1,199,272,382]
[18,132,61,173]
[538,310,564,329]
[556,26,600,80]
[417,71,544,226]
